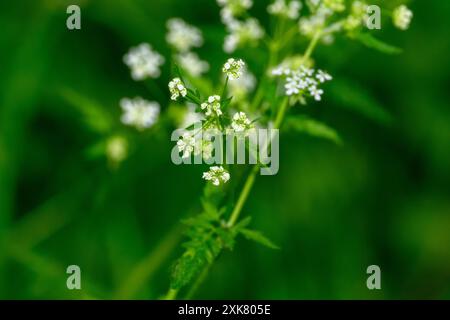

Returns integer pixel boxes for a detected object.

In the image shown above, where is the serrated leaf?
[354,33,402,55]
[284,116,342,145]
[239,228,280,250]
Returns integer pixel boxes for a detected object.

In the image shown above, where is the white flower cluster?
[166,18,204,52]
[202,166,230,186]
[342,1,368,31]
[224,18,265,53]
[228,68,256,102]
[120,97,160,130]
[177,132,214,160]
[166,18,209,76]
[268,0,302,20]
[177,52,209,77]
[217,0,253,25]
[217,0,264,53]
[123,43,165,80]
[201,95,223,117]
[273,66,332,102]
[223,58,245,80]
[231,112,252,133]
[393,5,413,31]
[169,78,188,101]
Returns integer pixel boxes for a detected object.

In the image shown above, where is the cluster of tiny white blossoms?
[273,66,332,102]
[166,18,204,52]
[166,18,210,76]
[170,58,254,186]
[223,58,245,80]
[169,78,188,101]
[217,0,264,53]
[177,52,209,77]
[231,112,252,133]
[224,18,265,53]
[120,97,160,130]
[268,0,302,20]
[202,166,230,186]
[123,43,165,80]
[393,5,413,31]
[217,0,253,25]
[201,95,223,117]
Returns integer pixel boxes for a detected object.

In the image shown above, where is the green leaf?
[284,116,342,145]
[353,33,403,55]
[329,78,393,125]
[239,228,280,250]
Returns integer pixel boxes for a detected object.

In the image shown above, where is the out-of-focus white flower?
[342,1,368,31]
[177,52,209,76]
[166,18,204,52]
[268,0,302,20]
[224,18,264,53]
[228,68,256,100]
[201,95,223,117]
[217,0,253,24]
[308,86,324,101]
[231,112,252,133]
[123,43,165,80]
[177,132,196,158]
[195,140,214,160]
[120,97,160,130]
[106,136,128,165]
[276,67,332,103]
[323,0,345,12]
[393,5,413,31]
[202,166,230,186]
[223,58,245,80]
[316,70,332,83]
[169,78,188,101]
[182,104,205,128]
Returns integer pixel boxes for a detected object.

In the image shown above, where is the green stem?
[227,165,259,227]
[164,288,179,300]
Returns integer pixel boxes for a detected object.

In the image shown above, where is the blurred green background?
[0,0,449,299]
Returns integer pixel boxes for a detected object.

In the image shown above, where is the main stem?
[173,31,323,300]
[227,30,321,227]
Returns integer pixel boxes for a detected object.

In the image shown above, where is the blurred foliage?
[0,0,449,299]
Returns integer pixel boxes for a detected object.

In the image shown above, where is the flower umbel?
[268,0,302,20]
[223,58,245,80]
[202,166,231,186]
[393,5,413,31]
[177,52,209,76]
[166,18,204,52]
[177,132,196,159]
[169,78,188,101]
[201,95,223,117]
[120,97,160,130]
[231,112,253,133]
[123,43,165,80]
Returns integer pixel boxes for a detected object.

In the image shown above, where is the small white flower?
[309,86,324,101]
[120,97,160,130]
[177,132,196,158]
[217,0,253,22]
[123,43,165,80]
[316,70,332,83]
[166,18,204,52]
[168,78,188,101]
[202,166,230,186]
[224,18,264,53]
[279,67,332,103]
[268,0,302,20]
[393,5,413,31]
[201,95,223,117]
[177,52,209,76]
[228,68,256,100]
[223,58,245,80]
[231,112,252,133]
